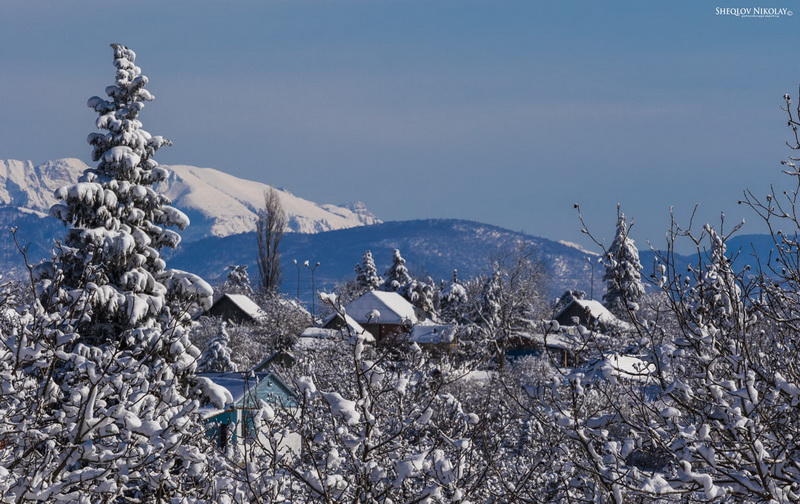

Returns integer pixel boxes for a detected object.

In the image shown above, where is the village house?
[319,311,376,342]
[408,323,457,352]
[341,290,418,343]
[554,298,625,332]
[199,371,297,450]
[205,293,266,324]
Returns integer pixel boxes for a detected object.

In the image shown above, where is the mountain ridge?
[0,158,381,242]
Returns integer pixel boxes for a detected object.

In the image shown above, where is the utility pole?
[305,260,321,318]
[292,259,301,299]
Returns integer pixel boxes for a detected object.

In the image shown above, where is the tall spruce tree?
[13,44,218,500]
[354,250,382,292]
[383,248,413,292]
[602,210,645,316]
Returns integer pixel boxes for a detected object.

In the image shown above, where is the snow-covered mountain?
[0,158,381,241]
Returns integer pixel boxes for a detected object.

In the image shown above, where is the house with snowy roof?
[198,371,298,450]
[319,311,376,343]
[205,293,266,324]
[408,323,457,351]
[555,298,627,331]
[342,290,418,343]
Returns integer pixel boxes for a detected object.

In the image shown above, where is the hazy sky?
[1,0,798,250]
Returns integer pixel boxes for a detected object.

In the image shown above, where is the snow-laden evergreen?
[441,269,468,321]
[1,44,216,501]
[479,268,503,328]
[383,248,413,292]
[407,276,437,318]
[354,249,382,292]
[223,264,254,295]
[691,225,745,330]
[41,43,213,340]
[198,322,235,372]
[602,210,644,316]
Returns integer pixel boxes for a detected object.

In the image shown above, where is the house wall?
[363,323,407,344]
[556,304,590,327]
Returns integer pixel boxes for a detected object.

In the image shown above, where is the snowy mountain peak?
[0,158,381,241]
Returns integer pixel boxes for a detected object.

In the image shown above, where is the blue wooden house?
[198,371,297,448]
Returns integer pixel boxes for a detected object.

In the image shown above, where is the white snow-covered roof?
[321,312,375,340]
[461,370,497,384]
[197,372,296,418]
[294,336,339,352]
[301,325,376,344]
[344,291,417,325]
[409,324,456,344]
[557,299,619,326]
[224,294,266,320]
[589,354,655,382]
[516,331,582,351]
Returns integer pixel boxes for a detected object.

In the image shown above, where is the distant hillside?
[168,219,597,298]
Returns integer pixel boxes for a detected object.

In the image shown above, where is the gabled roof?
[321,312,375,341]
[556,299,618,326]
[344,290,417,325]
[409,324,456,344]
[222,294,266,320]
[198,371,296,416]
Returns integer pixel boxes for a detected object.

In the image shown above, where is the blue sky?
[0,0,797,251]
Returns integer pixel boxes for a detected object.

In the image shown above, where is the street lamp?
[305,260,321,318]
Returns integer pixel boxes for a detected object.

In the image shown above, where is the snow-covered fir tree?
[223,264,254,295]
[383,248,413,292]
[478,268,503,329]
[407,276,437,319]
[198,321,235,372]
[354,249,382,292]
[4,44,217,501]
[42,43,213,340]
[441,269,468,321]
[602,210,645,316]
[691,225,745,331]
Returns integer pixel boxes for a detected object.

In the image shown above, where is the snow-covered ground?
[0,158,381,239]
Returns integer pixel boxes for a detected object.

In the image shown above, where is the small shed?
[408,323,457,352]
[555,299,621,330]
[343,290,417,342]
[206,294,266,324]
